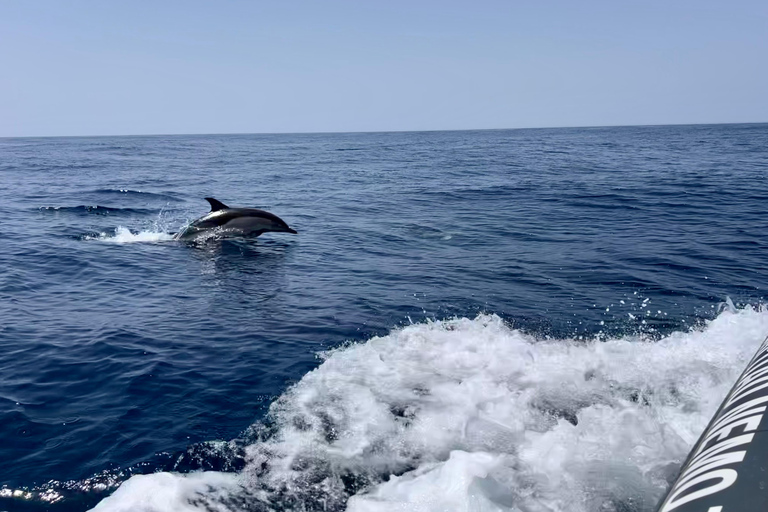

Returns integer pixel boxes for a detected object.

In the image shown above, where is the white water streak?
[86,226,174,244]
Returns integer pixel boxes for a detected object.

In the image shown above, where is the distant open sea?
[1,124,768,511]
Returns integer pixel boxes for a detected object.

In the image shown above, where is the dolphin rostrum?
[174,198,297,241]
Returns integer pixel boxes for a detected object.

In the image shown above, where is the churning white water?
[92,307,768,512]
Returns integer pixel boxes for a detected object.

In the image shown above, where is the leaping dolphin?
[174,198,297,241]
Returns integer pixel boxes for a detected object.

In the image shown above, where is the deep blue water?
[1,124,768,511]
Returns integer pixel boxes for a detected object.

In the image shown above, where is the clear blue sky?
[1,0,766,136]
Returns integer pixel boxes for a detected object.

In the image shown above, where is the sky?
[1,0,766,137]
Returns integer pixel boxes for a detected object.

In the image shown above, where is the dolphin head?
[264,214,298,234]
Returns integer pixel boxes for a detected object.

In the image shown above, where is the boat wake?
[87,306,768,512]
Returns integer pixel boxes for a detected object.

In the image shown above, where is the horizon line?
[2,120,767,140]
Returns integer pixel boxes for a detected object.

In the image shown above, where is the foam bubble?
[89,307,768,511]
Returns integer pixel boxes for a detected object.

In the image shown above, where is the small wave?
[0,442,244,511]
[90,307,768,512]
[92,189,183,201]
[84,226,174,244]
[402,223,454,241]
[39,205,155,216]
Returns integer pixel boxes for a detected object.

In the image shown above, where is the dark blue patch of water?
[1,124,767,510]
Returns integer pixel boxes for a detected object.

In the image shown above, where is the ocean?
[1,124,767,511]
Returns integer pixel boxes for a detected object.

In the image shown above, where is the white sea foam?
[86,226,175,244]
[91,472,240,511]
[91,307,768,512]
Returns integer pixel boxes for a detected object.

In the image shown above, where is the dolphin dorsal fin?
[205,197,229,212]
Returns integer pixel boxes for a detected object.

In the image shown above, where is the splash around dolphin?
[173,198,297,241]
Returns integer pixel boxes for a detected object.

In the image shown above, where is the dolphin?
[174,198,297,241]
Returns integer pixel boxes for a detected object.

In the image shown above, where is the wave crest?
[40,205,155,216]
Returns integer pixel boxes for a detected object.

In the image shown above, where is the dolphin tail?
[204,197,229,212]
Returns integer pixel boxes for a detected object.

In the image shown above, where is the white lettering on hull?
[658,336,768,511]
